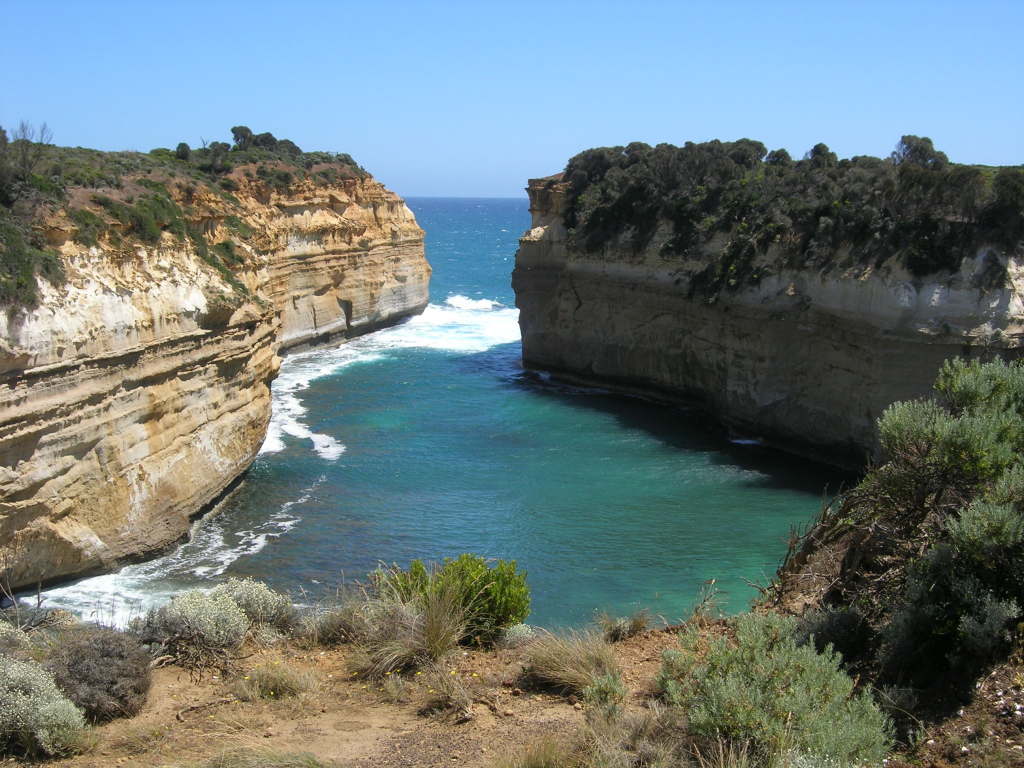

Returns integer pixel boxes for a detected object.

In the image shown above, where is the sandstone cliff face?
[513,179,1024,467]
[0,176,428,589]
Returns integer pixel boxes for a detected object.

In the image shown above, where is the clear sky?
[3,0,1021,197]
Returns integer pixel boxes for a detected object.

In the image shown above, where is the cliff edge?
[513,139,1024,466]
[0,130,429,589]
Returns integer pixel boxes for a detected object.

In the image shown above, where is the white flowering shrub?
[0,621,31,655]
[212,578,295,629]
[0,655,86,758]
[497,623,535,648]
[140,590,248,670]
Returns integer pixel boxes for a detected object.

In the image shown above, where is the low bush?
[657,613,890,766]
[0,620,31,657]
[138,590,248,670]
[880,543,1021,686]
[497,623,536,649]
[522,631,620,696]
[212,578,295,630]
[375,554,530,645]
[45,625,151,722]
[231,662,314,702]
[795,606,872,665]
[0,655,87,758]
[581,672,628,721]
[596,610,649,643]
[296,597,369,647]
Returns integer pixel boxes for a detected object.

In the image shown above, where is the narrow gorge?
[0,145,429,590]
[513,140,1024,467]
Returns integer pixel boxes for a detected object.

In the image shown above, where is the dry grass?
[692,739,753,768]
[496,736,578,768]
[582,703,690,768]
[596,610,650,643]
[522,630,621,696]
[230,662,315,702]
[186,748,332,768]
[347,583,467,679]
[419,662,474,721]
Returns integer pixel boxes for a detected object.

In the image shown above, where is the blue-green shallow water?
[44,198,845,627]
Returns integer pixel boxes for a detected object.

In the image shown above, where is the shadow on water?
[458,341,856,497]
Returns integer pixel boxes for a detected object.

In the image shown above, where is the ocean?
[43,197,843,627]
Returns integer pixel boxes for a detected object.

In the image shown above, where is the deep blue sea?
[45,198,843,627]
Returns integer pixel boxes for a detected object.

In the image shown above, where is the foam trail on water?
[260,294,518,456]
[39,478,323,626]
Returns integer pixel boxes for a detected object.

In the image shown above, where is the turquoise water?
[46,198,843,627]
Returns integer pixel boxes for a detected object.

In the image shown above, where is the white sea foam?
[260,294,518,457]
[38,480,321,626]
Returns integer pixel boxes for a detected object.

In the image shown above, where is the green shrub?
[68,206,105,247]
[0,655,87,758]
[139,590,248,670]
[560,136,1018,284]
[375,554,530,644]
[212,577,295,630]
[657,613,890,766]
[880,544,1021,685]
[581,672,627,720]
[522,631,620,696]
[45,625,151,722]
[795,606,872,665]
[0,210,64,305]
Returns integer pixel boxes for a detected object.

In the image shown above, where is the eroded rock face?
[0,177,428,589]
[513,179,1024,467]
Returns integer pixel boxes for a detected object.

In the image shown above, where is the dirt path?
[28,630,682,768]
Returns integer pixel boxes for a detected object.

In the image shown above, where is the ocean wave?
[260,294,518,457]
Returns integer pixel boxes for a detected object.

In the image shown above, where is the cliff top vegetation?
[555,136,1024,295]
[0,123,368,307]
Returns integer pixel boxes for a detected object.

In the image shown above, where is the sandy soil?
[7,629,680,768]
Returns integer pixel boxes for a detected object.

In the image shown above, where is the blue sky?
[3,1,1021,197]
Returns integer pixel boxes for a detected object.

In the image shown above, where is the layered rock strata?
[513,178,1024,467]
[0,177,428,589]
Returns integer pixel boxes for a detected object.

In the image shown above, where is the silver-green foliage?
[0,655,86,758]
[141,590,248,668]
[212,578,295,629]
[657,613,891,766]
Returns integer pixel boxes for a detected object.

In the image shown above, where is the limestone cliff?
[513,178,1024,467]
[0,161,428,589]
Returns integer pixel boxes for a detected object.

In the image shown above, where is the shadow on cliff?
[458,342,854,497]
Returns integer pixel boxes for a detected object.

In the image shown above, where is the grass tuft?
[522,630,620,696]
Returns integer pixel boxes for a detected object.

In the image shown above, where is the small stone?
[573,702,583,711]
[503,709,514,717]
